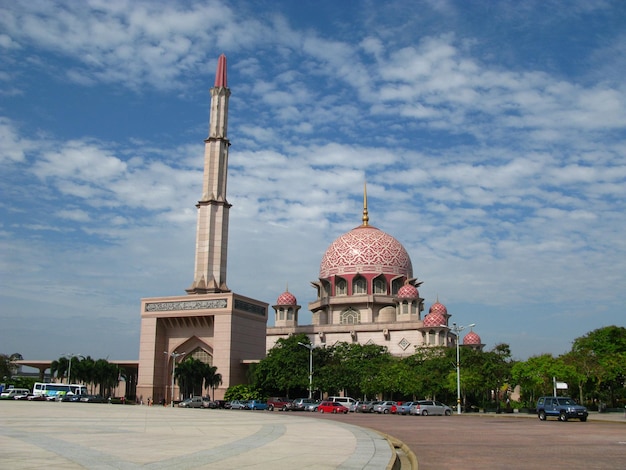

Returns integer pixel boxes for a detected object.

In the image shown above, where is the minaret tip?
[214,54,227,88]
[362,182,369,226]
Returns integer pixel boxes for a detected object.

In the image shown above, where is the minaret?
[187,54,232,294]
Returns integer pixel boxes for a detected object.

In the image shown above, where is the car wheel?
[332,409,337,414]
[580,417,587,422]
[383,409,389,414]
[559,411,568,422]
[281,405,288,411]
[320,409,324,413]
[538,410,546,421]
[268,405,274,411]
[344,410,348,414]
[445,410,451,416]
[422,410,429,416]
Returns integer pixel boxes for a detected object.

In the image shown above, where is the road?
[306,411,626,469]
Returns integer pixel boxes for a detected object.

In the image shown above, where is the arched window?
[189,347,213,366]
[287,308,293,320]
[373,277,386,294]
[353,277,366,295]
[402,302,408,314]
[335,277,347,295]
[340,308,361,325]
[391,278,403,295]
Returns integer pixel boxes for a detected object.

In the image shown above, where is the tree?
[566,326,626,406]
[0,353,22,381]
[203,365,222,399]
[174,358,206,398]
[253,333,310,397]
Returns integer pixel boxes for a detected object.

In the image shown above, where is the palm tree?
[203,365,222,399]
[50,356,69,382]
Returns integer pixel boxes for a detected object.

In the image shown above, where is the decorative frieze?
[145,299,228,312]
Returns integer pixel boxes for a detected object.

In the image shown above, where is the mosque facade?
[266,192,484,355]
[135,54,483,403]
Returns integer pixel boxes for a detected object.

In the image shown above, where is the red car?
[317,401,349,414]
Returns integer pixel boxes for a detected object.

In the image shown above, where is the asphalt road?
[306,411,626,469]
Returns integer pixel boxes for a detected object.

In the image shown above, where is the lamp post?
[298,342,325,399]
[448,323,475,415]
[63,353,84,388]
[164,351,185,407]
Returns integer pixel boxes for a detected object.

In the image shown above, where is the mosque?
[131,54,483,402]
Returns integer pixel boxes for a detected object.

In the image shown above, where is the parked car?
[396,402,416,415]
[228,400,249,410]
[357,401,380,413]
[317,401,349,414]
[373,401,397,414]
[178,396,210,408]
[536,396,588,422]
[246,400,268,410]
[207,399,227,409]
[288,398,316,411]
[79,395,106,403]
[266,397,291,411]
[305,400,321,412]
[0,388,30,400]
[410,400,452,416]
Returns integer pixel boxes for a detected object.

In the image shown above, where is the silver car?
[373,401,397,414]
[410,400,452,416]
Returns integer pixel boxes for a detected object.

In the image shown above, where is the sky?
[1,0,625,363]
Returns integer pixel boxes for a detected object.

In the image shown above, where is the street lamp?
[164,351,185,407]
[447,323,475,415]
[63,353,84,388]
[298,342,325,399]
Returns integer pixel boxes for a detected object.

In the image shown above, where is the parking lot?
[310,410,626,469]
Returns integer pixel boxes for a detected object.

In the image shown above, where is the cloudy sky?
[1,0,625,363]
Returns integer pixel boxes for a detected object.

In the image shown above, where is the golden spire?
[362,182,369,226]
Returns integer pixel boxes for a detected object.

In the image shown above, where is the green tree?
[0,353,22,381]
[566,326,626,406]
[174,358,206,398]
[203,364,222,399]
[253,334,310,397]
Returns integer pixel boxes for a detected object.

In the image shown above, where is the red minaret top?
[214,54,227,88]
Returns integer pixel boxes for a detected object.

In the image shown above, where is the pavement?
[0,401,403,469]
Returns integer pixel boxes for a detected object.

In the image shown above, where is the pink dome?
[429,301,448,316]
[397,284,419,299]
[276,291,297,305]
[464,331,482,345]
[320,225,413,279]
[423,311,446,327]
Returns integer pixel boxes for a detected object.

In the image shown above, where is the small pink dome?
[429,301,448,316]
[276,291,297,305]
[423,311,446,327]
[397,284,419,299]
[464,331,482,345]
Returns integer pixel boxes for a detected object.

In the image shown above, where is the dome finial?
[362,182,369,226]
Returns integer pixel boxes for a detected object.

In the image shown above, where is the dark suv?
[536,396,588,422]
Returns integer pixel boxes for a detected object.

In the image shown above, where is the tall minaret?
[187,54,231,294]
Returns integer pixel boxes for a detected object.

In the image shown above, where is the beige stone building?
[136,55,267,403]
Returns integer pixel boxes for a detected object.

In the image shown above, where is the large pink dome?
[320,225,413,279]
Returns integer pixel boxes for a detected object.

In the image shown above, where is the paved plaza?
[0,401,398,469]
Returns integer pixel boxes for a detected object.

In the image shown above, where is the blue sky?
[1,0,625,362]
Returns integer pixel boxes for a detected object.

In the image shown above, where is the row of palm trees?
[50,356,121,397]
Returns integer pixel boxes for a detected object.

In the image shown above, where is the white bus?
[33,382,88,400]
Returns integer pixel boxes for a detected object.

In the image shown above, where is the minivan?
[328,396,356,410]
[0,388,30,399]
